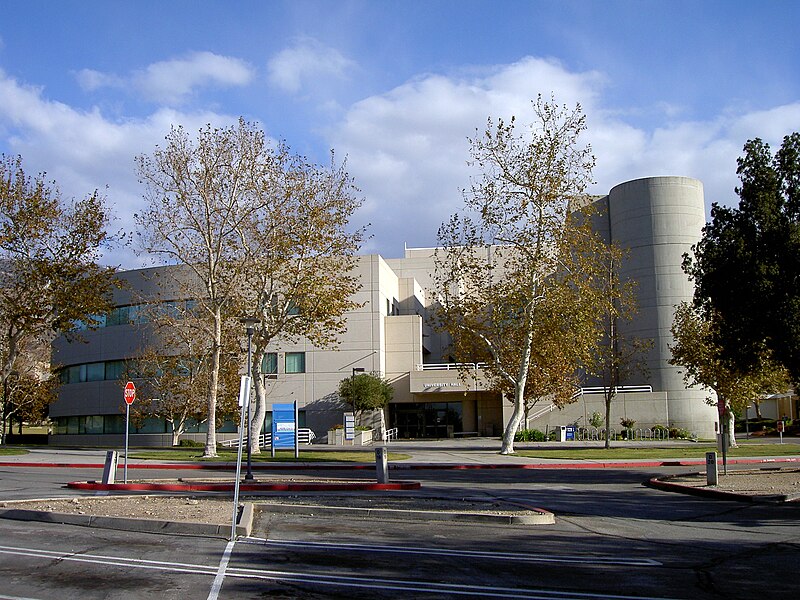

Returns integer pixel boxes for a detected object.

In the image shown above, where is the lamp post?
[351,367,365,420]
[240,317,260,481]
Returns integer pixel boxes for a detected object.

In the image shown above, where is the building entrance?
[390,402,463,438]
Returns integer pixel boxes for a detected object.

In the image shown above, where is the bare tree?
[0,154,118,428]
[239,147,365,452]
[125,300,241,446]
[136,120,269,456]
[434,97,615,454]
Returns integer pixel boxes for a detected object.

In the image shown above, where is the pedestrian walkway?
[1,437,798,470]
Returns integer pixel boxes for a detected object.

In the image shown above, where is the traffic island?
[66,479,422,492]
[646,467,800,503]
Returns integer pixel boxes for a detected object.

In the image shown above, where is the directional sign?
[124,381,136,405]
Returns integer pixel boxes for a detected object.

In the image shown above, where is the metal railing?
[385,427,398,443]
[220,428,316,448]
[415,362,487,371]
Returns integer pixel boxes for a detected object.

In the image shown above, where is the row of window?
[59,360,128,384]
[58,352,306,385]
[73,300,199,331]
[52,411,307,435]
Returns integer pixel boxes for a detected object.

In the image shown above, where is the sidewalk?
[2,438,799,470]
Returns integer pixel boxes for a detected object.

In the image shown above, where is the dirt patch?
[664,467,800,498]
[1,495,235,524]
[2,493,540,523]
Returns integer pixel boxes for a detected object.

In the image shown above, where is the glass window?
[67,416,80,434]
[104,415,124,434]
[262,352,278,377]
[83,415,104,434]
[104,360,126,380]
[86,362,105,382]
[285,352,305,374]
[135,417,167,434]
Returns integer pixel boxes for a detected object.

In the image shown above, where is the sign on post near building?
[271,402,298,458]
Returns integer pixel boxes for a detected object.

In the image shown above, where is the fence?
[219,428,316,449]
[575,426,671,441]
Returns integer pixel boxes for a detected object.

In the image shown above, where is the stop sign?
[124,381,136,405]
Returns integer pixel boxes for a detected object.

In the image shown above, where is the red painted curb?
[2,457,798,471]
[66,480,422,492]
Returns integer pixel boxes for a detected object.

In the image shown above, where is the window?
[86,362,105,382]
[262,352,278,378]
[104,360,126,380]
[285,352,305,374]
[83,415,104,434]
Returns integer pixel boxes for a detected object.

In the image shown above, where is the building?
[48,176,719,446]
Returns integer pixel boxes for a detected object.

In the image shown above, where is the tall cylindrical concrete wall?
[608,176,717,438]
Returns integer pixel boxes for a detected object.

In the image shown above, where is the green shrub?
[515,428,546,442]
[178,438,203,447]
[589,412,604,428]
[669,427,692,439]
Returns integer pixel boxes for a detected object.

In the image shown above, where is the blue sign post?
[271,401,298,458]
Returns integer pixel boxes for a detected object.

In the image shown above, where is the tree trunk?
[250,367,268,454]
[604,392,613,449]
[501,390,524,454]
[203,310,222,457]
[726,408,737,448]
[171,421,185,446]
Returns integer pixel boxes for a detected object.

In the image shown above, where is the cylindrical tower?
[608,176,717,438]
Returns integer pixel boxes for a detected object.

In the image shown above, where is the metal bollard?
[102,450,118,484]
[375,446,389,484]
[705,451,718,486]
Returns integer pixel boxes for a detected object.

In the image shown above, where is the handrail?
[577,385,653,395]
[385,427,398,442]
[220,427,316,448]
[415,362,487,371]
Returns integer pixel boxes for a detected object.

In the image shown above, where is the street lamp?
[351,367,365,418]
[240,317,260,481]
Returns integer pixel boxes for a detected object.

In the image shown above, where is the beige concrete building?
[49,176,719,445]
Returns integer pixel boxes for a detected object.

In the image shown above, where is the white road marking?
[243,536,662,566]
[206,540,236,600]
[0,543,680,600]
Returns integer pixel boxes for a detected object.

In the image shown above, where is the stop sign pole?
[123,381,136,483]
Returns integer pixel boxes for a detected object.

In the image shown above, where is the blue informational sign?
[565,426,576,441]
[344,412,355,441]
[272,402,297,449]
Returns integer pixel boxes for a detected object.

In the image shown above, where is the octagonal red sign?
[124,381,136,405]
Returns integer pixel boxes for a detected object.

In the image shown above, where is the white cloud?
[2,55,798,268]
[329,57,606,255]
[268,38,355,94]
[329,57,800,256]
[76,51,254,104]
[0,68,242,268]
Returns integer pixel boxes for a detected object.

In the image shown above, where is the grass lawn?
[514,443,800,460]
[0,447,29,456]
[130,448,411,462]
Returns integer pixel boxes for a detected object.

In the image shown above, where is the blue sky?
[1,1,798,267]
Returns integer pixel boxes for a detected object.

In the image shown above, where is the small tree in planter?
[620,417,636,440]
[338,372,393,423]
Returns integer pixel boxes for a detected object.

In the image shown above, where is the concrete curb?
[66,480,422,492]
[255,501,555,525]
[645,472,800,504]
[0,500,254,539]
[2,456,799,471]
